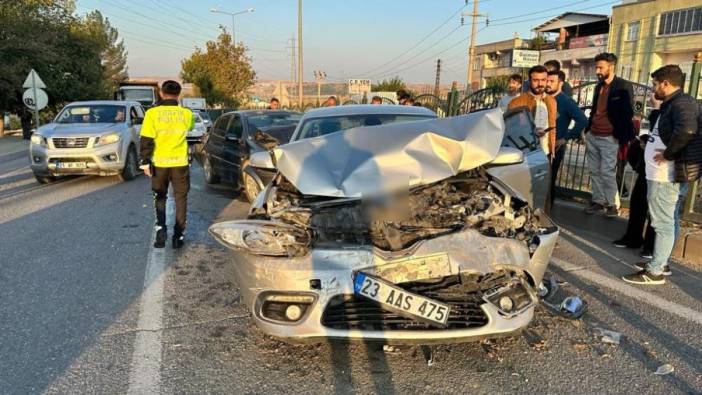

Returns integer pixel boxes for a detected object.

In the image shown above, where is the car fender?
[243,165,265,191]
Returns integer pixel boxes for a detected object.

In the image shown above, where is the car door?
[206,115,231,175]
[486,107,550,210]
[221,114,245,183]
[128,106,143,146]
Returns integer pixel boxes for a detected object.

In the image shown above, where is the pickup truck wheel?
[119,146,139,181]
[34,174,56,184]
[203,155,219,184]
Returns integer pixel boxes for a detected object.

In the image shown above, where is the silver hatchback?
[29,101,143,183]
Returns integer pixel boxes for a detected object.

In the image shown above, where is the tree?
[181,31,256,108]
[371,76,406,92]
[0,0,129,135]
[485,75,510,91]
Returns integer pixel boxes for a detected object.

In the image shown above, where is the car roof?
[66,100,141,106]
[220,109,302,118]
[300,104,436,119]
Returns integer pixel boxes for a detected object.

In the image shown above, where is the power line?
[488,0,619,27]
[489,0,593,22]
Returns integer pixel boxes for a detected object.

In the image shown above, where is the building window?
[658,7,702,36]
[627,21,640,41]
[621,64,633,80]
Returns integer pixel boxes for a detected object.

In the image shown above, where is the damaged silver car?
[210,108,559,344]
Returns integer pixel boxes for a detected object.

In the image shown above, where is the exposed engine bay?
[252,169,552,256]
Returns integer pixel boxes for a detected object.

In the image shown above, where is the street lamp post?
[313,71,326,106]
[210,7,255,45]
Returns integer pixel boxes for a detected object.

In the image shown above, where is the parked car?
[194,109,212,132]
[209,108,558,344]
[29,101,143,183]
[246,105,438,200]
[187,112,207,144]
[200,110,302,201]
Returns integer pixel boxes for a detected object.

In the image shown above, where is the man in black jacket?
[583,53,636,217]
[623,65,701,285]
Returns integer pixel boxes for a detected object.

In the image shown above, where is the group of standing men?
[499,54,702,285]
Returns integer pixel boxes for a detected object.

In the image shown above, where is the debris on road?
[654,364,674,375]
[539,275,588,319]
[596,328,622,345]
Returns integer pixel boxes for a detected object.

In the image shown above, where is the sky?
[75,0,619,85]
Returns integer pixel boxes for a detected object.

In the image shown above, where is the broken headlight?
[483,277,535,318]
[209,220,310,257]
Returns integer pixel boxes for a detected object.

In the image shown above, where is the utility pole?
[314,71,326,106]
[289,35,297,83]
[297,0,303,108]
[462,0,485,93]
[434,59,442,97]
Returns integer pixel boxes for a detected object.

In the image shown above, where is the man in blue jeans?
[623,65,701,285]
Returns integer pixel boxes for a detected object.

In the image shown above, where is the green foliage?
[0,1,129,118]
[485,75,509,91]
[371,76,406,92]
[181,31,256,108]
[528,35,547,51]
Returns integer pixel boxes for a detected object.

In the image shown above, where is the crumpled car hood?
[273,109,504,198]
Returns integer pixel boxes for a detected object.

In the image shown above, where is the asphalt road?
[0,135,700,394]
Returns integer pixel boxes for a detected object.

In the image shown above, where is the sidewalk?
[0,134,28,156]
[551,200,702,264]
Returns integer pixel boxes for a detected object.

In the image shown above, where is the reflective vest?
[140,104,193,167]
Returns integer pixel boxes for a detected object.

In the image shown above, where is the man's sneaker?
[641,250,653,259]
[613,237,630,248]
[584,202,603,214]
[622,270,665,285]
[172,235,184,249]
[604,205,619,218]
[154,226,167,249]
[634,262,672,276]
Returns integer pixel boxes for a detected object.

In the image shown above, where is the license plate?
[354,272,451,327]
[57,162,86,169]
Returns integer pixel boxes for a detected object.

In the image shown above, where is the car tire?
[119,145,139,182]
[242,169,261,203]
[203,155,219,184]
[34,174,56,184]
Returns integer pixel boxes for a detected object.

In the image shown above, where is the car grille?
[52,137,90,148]
[321,272,513,331]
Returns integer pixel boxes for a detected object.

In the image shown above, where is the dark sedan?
[200,110,302,201]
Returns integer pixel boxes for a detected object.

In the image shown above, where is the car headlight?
[95,133,120,146]
[30,134,47,147]
[209,220,310,257]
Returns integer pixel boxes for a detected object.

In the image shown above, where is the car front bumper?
[220,211,558,344]
[30,142,127,177]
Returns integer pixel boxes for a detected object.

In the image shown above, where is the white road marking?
[128,198,173,395]
[551,257,702,325]
[0,165,30,179]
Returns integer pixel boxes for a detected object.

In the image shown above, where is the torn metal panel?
[273,109,505,198]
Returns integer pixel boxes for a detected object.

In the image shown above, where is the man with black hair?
[623,65,701,285]
[544,60,572,96]
[371,96,383,105]
[140,80,194,249]
[583,52,636,217]
[508,65,557,157]
[546,70,587,205]
[498,74,523,111]
[322,96,338,107]
[268,97,280,109]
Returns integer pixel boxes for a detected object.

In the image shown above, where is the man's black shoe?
[604,205,619,218]
[154,226,167,249]
[613,238,630,248]
[635,262,671,276]
[622,270,665,285]
[641,250,653,259]
[172,235,184,249]
[584,202,604,215]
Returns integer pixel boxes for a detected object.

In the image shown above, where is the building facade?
[471,37,531,91]
[534,13,610,86]
[609,0,702,98]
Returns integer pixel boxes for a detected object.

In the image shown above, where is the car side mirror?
[491,146,524,165]
[253,130,281,151]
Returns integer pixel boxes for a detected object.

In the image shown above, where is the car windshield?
[197,111,211,121]
[55,105,127,124]
[121,89,153,101]
[246,113,301,131]
[194,113,203,124]
[295,114,435,140]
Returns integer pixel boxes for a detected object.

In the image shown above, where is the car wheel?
[242,170,261,203]
[34,174,56,184]
[119,146,139,181]
[203,155,220,184]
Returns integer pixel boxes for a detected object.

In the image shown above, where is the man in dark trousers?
[583,52,636,217]
[623,65,701,285]
[139,80,194,249]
